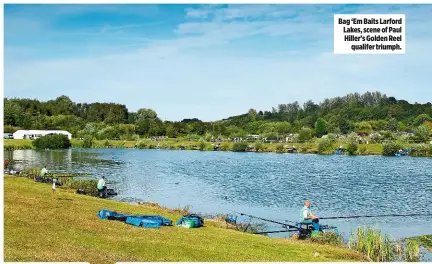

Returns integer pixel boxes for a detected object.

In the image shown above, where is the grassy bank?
[6,138,432,157]
[4,138,385,154]
[4,177,364,263]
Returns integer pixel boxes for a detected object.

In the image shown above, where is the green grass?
[2,139,418,157]
[4,177,364,263]
[407,235,432,250]
[4,139,34,150]
[349,227,395,262]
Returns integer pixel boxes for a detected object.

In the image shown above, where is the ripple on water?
[5,149,432,239]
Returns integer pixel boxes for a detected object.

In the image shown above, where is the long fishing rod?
[233,211,298,229]
[320,212,432,220]
[254,229,297,235]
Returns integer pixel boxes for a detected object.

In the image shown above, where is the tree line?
[4,91,432,141]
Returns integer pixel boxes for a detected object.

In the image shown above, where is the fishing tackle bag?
[176,214,204,228]
[97,209,173,228]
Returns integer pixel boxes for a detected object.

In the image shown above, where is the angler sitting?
[97,176,107,198]
[300,200,320,231]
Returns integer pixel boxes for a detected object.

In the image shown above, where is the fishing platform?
[225,211,432,239]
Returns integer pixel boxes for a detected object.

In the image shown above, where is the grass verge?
[4,177,364,263]
[2,139,409,157]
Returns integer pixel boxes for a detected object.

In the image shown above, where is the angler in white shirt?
[52,178,57,199]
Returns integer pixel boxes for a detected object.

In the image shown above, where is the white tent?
[13,130,72,140]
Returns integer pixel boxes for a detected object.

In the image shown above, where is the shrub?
[415,125,431,143]
[186,134,201,141]
[327,133,337,141]
[311,232,344,246]
[275,144,284,153]
[315,118,328,138]
[63,179,98,194]
[346,133,358,155]
[232,142,248,152]
[317,138,333,154]
[32,134,71,150]
[254,141,265,152]
[3,125,16,133]
[198,141,207,151]
[409,144,432,157]
[82,137,94,148]
[349,227,396,262]
[298,127,313,142]
[370,133,383,144]
[402,239,420,262]
[381,130,397,140]
[382,141,404,156]
[355,121,373,135]
[104,140,110,147]
[220,142,231,151]
[136,140,147,149]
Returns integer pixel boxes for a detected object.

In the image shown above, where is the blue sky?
[4,4,432,121]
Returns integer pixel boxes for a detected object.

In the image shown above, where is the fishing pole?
[233,211,298,229]
[320,213,432,220]
[254,229,297,235]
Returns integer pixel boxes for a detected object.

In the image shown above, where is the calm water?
[5,148,432,240]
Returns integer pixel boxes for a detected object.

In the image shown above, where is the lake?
[5,148,432,240]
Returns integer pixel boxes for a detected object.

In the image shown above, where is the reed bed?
[348,226,422,262]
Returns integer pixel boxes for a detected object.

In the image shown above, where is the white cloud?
[5,4,432,121]
[6,38,432,121]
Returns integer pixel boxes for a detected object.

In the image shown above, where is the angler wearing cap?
[300,200,320,231]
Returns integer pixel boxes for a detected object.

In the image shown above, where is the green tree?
[387,118,398,132]
[317,138,333,154]
[82,137,94,148]
[346,133,359,155]
[415,125,431,143]
[275,122,292,135]
[298,127,313,142]
[81,123,99,138]
[412,114,431,126]
[339,118,353,134]
[135,108,161,136]
[4,100,24,126]
[248,108,257,121]
[149,120,165,136]
[136,108,158,121]
[382,141,404,156]
[355,121,373,135]
[245,121,265,134]
[52,95,75,115]
[97,126,120,140]
[165,123,178,138]
[315,118,328,138]
[232,142,248,152]
[226,126,247,138]
[259,123,276,134]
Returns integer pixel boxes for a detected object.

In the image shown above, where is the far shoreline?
[4,138,432,157]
